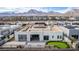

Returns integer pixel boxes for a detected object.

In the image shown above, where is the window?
[72,35,78,39]
[60,36,62,39]
[57,35,60,39]
[0,36,5,41]
[30,34,39,41]
[18,35,27,41]
[43,35,49,40]
[0,37,4,41]
[52,36,54,39]
[57,35,62,39]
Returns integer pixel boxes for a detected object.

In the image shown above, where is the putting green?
[46,41,70,48]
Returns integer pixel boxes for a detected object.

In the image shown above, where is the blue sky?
[41,7,68,12]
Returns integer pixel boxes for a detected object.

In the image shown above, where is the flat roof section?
[51,25,62,32]
[18,24,62,32]
[65,25,79,29]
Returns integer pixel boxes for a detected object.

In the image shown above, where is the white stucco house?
[15,23,64,42]
[59,25,79,40]
[0,24,22,45]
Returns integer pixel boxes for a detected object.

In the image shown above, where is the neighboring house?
[59,25,79,40]
[0,25,21,45]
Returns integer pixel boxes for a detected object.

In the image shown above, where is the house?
[15,23,64,42]
[0,24,22,45]
[59,25,79,40]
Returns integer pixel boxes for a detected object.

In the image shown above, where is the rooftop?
[51,25,62,32]
[0,25,21,31]
[19,24,62,32]
[65,25,79,29]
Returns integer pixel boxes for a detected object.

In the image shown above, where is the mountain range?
[0,7,79,16]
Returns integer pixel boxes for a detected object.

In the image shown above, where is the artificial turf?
[46,41,70,48]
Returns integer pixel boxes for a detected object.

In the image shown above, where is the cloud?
[0,0,79,7]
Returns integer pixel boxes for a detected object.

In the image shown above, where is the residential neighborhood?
[0,7,79,50]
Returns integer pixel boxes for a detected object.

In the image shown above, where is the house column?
[39,32,43,41]
[27,32,30,42]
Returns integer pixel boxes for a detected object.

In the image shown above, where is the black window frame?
[43,35,49,40]
[18,34,27,41]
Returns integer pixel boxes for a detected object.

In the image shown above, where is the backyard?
[46,41,70,49]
